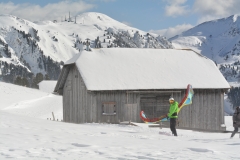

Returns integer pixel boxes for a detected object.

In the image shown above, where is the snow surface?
[0,82,239,159]
[38,80,57,93]
[0,82,62,120]
[233,15,239,23]
[65,48,230,90]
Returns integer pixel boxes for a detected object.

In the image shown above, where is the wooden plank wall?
[63,65,95,123]
[178,89,225,131]
[124,104,138,122]
[63,66,73,123]
[63,65,225,131]
[95,91,138,123]
[74,65,95,123]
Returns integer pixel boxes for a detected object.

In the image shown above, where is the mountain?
[170,15,240,112]
[170,15,240,84]
[0,12,173,88]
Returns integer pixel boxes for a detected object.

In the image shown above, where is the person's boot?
[173,131,177,136]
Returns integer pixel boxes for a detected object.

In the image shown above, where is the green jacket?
[167,101,179,118]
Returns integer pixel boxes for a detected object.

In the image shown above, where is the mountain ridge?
[171,14,240,84]
[0,12,173,87]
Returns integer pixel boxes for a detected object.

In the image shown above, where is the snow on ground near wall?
[0,82,239,159]
[0,112,240,160]
[225,116,234,131]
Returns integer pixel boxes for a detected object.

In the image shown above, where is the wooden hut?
[54,48,230,131]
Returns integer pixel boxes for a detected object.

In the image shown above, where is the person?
[230,106,240,138]
[167,97,179,136]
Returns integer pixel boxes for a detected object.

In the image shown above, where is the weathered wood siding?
[95,91,140,123]
[178,89,225,131]
[63,64,225,131]
[63,65,97,123]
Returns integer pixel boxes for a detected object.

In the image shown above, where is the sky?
[0,0,240,38]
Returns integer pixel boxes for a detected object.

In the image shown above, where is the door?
[140,95,170,118]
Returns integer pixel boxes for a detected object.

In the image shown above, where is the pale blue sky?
[0,0,239,38]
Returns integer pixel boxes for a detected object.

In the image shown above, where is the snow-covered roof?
[65,48,230,90]
[38,80,57,93]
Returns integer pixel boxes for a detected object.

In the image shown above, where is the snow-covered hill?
[0,12,173,87]
[0,82,62,120]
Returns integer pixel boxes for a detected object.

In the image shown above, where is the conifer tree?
[45,74,50,80]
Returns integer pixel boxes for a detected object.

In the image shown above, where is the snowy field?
[0,82,239,160]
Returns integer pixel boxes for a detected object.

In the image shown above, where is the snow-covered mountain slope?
[171,15,240,63]
[0,82,62,120]
[170,15,240,112]
[170,15,240,83]
[0,12,173,86]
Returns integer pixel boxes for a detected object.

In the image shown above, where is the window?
[102,102,116,115]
